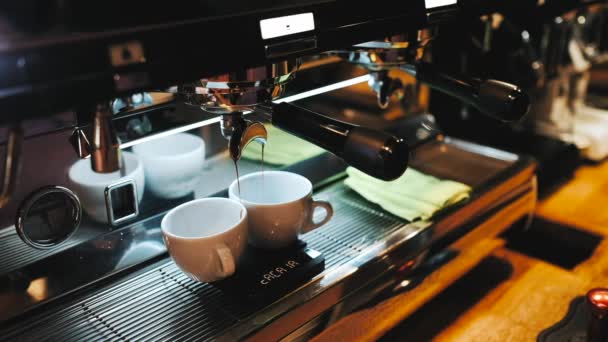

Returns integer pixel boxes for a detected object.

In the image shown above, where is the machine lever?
[271,102,409,181]
[402,62,530,122]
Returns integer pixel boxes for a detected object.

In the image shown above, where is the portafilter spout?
[221,113,267,161]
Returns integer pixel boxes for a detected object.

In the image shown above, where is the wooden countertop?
[313,161,608,341]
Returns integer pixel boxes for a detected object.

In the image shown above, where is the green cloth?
[241,124,325,165]
[344,167,472,222]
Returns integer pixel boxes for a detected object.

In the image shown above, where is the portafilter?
[170,59,409,181]
[334,32,531,122]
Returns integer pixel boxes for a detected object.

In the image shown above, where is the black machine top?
[0,0,461,122]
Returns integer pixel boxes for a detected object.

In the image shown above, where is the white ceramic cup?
[161,198,247,282]
[132,133,205,199]
[68,151,145,223]
[228,171,333,249]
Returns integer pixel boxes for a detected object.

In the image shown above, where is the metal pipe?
[0,126,23,208]
[91,103,122,173]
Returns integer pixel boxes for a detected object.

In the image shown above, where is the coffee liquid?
[261,144,265,201]
[232,141,265,202]
[233,159,241,199]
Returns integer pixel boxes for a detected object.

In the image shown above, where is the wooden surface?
[313,161,608,341]
[536,161,608,236]
[310,239,505,342]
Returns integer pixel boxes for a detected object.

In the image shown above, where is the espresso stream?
[233,159,241,199]
[232,143,265,201]
[261,144,265,196]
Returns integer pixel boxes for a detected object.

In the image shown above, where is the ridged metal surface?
[0,225,103,275]
[317,189,404,252]
[1,183,409,341]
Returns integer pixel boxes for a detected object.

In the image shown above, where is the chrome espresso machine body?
[0,1,537,340]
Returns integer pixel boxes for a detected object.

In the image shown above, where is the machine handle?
[402,62,530,122]
[271,102,409,181]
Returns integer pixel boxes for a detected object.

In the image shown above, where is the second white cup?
[229,171,333,249]
[133,133,205,199]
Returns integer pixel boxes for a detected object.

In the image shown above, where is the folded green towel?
[241,124,325,165]
[344,167,471,221]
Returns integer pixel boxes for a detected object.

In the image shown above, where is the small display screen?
[425,0,457,9]
[260,12,315,40]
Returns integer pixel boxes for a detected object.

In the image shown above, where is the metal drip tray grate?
[1,183,411,341]
[314,190,405,253]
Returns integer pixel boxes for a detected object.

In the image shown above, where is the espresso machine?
[566,6,608,162]
[0,1,538,340]
[521,3,608,162]
[428,0,608,192]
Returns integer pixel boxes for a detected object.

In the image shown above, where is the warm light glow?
[398,259,416,272]
[589,289,608,308]
[26,277,48,302]
[592,294,608,306]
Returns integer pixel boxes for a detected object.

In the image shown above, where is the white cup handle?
[215,244,235,278]
[303,200,333,234]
